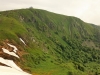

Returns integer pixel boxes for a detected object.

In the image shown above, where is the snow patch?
[0,66,31,75]
[0,57,31,75]
[7,43,18,53]
[0,57,21,71]
[2,48,19,58]
[19,38,26,45]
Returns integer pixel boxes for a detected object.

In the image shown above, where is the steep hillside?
[0,8,100,75]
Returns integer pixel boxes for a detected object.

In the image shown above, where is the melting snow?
[0,57,31,75]
[0,66,31,75]
[2,48,19,58]
[0,43,31,75]
[7,43,18,53]
[0,57,21,71]
[19,38,26,45]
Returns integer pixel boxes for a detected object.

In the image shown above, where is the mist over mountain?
[0,8,100,75]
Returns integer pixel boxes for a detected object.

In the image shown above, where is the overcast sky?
[0,0,100,25]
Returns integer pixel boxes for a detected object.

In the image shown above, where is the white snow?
[0,66,31,75]
[7,43,18,53]
[0,43,31,75]
[19,38,26,45]
[0,57,31,75]
[0,57,21,71]
[2,48,19,58]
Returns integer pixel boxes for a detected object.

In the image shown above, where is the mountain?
[0,7,100,75]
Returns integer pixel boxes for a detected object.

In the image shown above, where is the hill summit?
[0,8,100,75]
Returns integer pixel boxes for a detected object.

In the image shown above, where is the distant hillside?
[0,8,100,75]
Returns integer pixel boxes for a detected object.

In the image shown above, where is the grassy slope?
[0,8,100,75]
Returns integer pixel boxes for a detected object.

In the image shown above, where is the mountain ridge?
[0,8,100,75]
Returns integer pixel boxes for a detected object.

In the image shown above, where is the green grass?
[0,8,100,75]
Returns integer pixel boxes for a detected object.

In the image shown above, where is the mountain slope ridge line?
[0,8,100,75]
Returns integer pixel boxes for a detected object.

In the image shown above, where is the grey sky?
[0,0,100,25]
